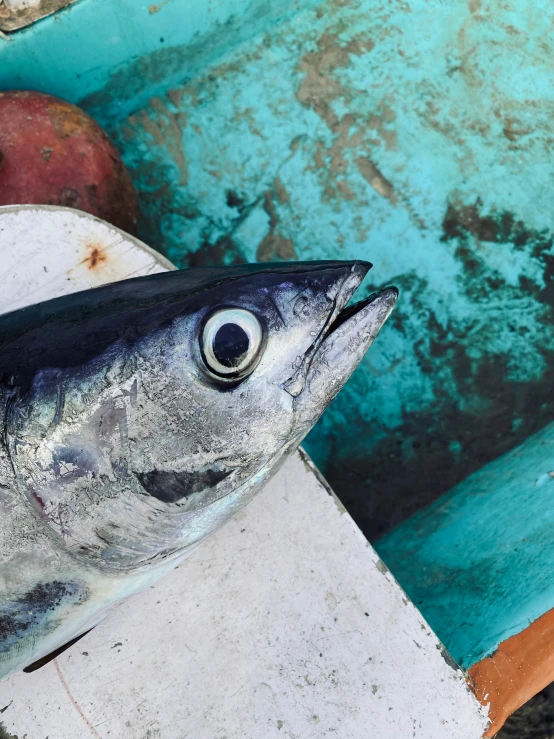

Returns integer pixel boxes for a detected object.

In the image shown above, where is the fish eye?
[201,308,263,380]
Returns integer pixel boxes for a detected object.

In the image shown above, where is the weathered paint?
[469,606,554,737]
[0,0,322,121]
[376,419,554,675]
[104,0,554,540]
[5,0,554,721]
[2,0,554,560]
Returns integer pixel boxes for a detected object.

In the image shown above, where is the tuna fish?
[0,260,397,677]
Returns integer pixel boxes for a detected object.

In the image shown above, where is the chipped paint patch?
[356,157,396,203]
[149,0,170,14]
[375,559,389,576]
[469,607,554,736]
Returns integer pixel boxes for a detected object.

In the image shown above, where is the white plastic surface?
[0,206,489,738]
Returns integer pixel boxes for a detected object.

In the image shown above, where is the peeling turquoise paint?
[376,420,554,669]
[2,0,554,558]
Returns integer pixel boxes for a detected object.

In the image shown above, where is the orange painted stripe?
[469,607,554,737]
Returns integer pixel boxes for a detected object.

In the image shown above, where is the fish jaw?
[280,261,372,397]
[292,286,398,433]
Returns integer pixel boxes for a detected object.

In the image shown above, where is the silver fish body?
[0,261,397,677]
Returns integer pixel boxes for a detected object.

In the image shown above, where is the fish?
[0,260,397,678]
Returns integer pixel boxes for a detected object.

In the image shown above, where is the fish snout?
[280,261,372,397]
[291,284,398,429]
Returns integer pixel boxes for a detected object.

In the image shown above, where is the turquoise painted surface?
[0,0,319,121]
[376,420,554,669]
[106,0,554,539]
[3,0,554,550]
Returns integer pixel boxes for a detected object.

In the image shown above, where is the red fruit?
[0,91,138,235]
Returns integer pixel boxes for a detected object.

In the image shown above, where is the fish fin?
[23,627,94,672]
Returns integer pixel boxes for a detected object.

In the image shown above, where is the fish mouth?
[325,286,399,337]
[282,262,398,397]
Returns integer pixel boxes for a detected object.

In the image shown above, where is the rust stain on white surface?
[0,205,173,316]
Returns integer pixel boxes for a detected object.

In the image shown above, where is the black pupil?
[213,323,250,368]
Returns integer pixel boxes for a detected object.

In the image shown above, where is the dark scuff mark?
[79,0,307,122]
[58,187,81,209]
[442,200,554,308]
[0,722,17,739]
[81,44,208,117]
[441,199,540,246]
[297,447,346,514]
[226,190,245,210]
[437,643,460,672]
[318,203,554,541]
[189,235,246,268]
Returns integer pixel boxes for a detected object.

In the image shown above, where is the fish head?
[2,261,397,569]
[131,261,397,508]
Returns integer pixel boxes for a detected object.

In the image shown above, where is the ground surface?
[499,685,554,738]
